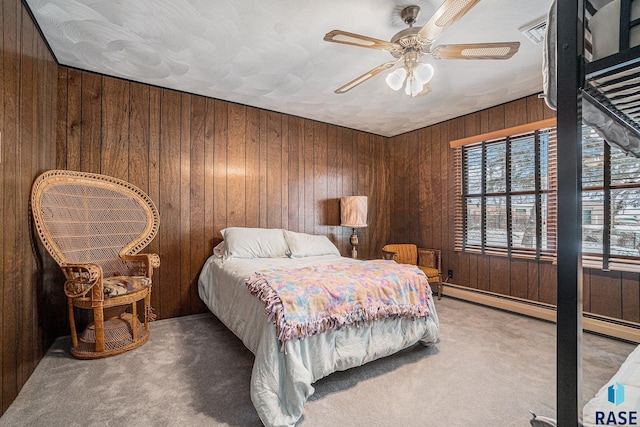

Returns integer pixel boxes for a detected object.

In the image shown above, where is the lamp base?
[350,228,359,259]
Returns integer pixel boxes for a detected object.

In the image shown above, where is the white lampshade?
[340,196,368,228]
[413,63,434,85]
[385,67,407,91]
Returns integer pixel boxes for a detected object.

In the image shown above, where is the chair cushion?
[103,276,151,298]
[418,266,440,280]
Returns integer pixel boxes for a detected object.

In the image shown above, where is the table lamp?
[340,196,368,259]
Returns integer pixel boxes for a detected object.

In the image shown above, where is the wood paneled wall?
[56,67,391,320]
[0,0,59,414]
[389,95,640,322]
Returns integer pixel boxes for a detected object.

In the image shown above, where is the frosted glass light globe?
[413,63,435,85]
[385,67,407,91]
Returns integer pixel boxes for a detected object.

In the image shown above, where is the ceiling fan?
[324,0,520,97]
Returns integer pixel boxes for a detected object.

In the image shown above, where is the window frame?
[453,123,557,261]
[452,118,640,272]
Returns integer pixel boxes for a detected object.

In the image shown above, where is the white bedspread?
[198,254,440,427]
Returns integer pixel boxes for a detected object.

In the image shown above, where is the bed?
[545,0,640,424]
[197,227,440,427]
[544,0,640,157]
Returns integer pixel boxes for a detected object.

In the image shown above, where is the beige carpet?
[0,297,634,427]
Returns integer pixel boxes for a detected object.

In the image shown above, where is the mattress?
[588,0,640,61]
[198,254,440,427]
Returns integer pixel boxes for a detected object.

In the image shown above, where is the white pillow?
[221,227,289,259]
[283,230,341,258]
[213,241,225,258]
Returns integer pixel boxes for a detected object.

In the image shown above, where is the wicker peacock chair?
[31,170,160,359]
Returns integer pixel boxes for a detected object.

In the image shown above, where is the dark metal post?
[556,0,584,426]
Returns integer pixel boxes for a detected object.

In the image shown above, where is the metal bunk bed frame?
[557,0,640,425]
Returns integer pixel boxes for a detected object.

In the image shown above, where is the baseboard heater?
[443,283,640,343]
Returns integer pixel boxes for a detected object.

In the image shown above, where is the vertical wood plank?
[259,110,267,228]
[477,256,490,291]
[417,126,431,248]
[527,261,540,302]
[458,253,470,287]
[510,258,528,299]
[213,100,228,233]
[128,83,150,192]
[267,112,282,228]
[431,124,444,250]
[179,94,191,316]
[314,122,328,236]
[468,254,478,288]
[589,270,623,319]
[489,257,511,295]
[18,14,36,387]
[621,272,639,322]
[303,120,314,233]
[488,104,505,132]
[326,123,338,238]
[2,0,19,410]
[227,103,246,227]
[190,96,207,314]
[100,77,129,180]
[244,107,260,229]
[583,269,592,313]
[158,89,182,318]
[539,262,557,305]
[443,120,457,260]
[504,98,527,128]
[527,95,545,122]
[65,69,82,171]
[14,8,28,388]
[373,134,390,257]
[148,87,162,313]
[340,128,354,255]
[287,116,301,231]
[80,72,102,173]
[281,115,289,232]
[56,68,68,169]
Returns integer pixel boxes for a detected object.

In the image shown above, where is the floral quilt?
[246,259,432,349]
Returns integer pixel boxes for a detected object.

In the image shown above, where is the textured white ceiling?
[26,0,553,137]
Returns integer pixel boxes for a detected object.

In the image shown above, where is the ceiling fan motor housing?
[390,27,430,58]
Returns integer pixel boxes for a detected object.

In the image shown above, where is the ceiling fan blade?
[324,30,402,53]
[417,0,481,44]
[334,60,398,94]
[430,42,520,59]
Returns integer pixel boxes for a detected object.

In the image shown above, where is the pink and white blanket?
[246,259,432,348]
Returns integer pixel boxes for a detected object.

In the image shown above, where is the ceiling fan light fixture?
[386,67,407,90]
[413,62,435,85]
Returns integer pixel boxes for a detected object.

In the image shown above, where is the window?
[454,126,557,260]
[454,120,640,271]
[582,127,640,271]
